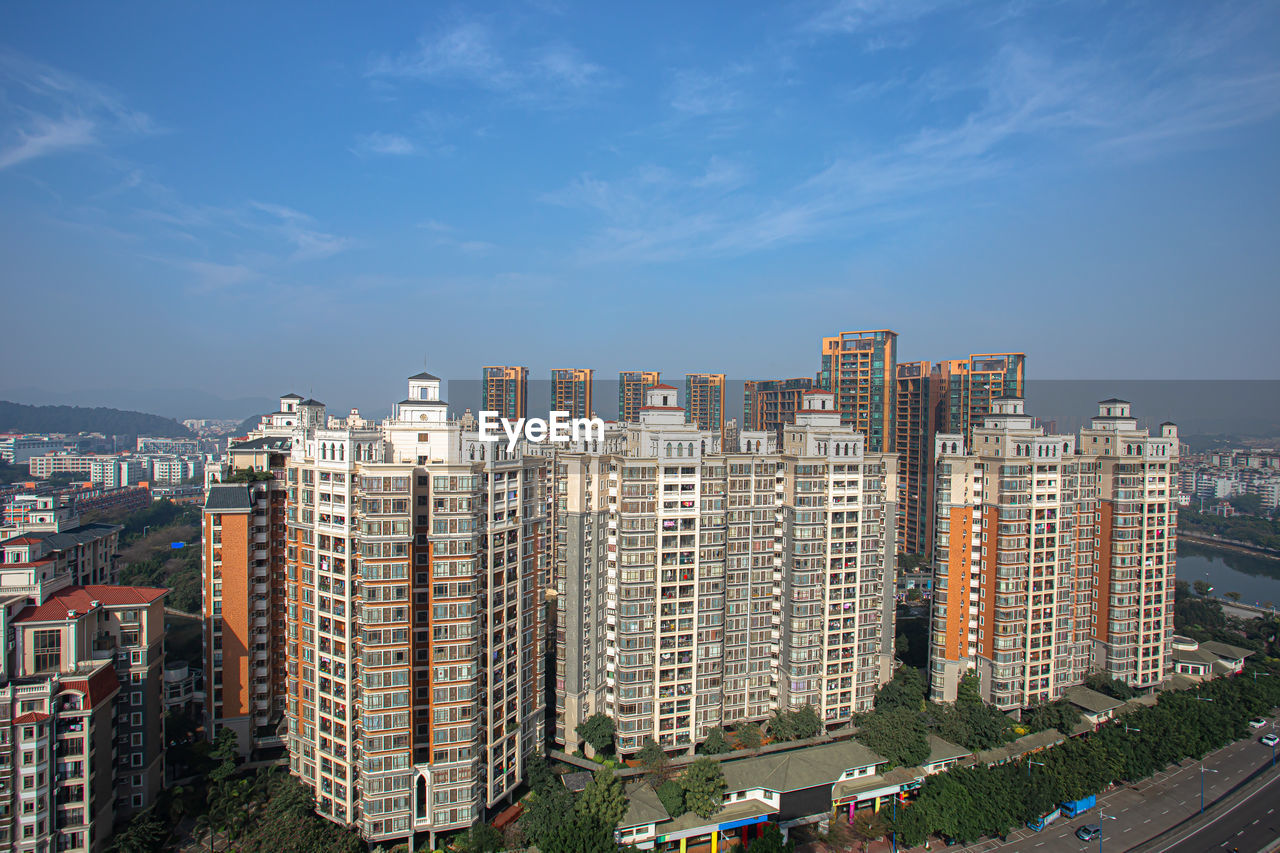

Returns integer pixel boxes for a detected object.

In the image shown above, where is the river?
[1175,540,1280,608]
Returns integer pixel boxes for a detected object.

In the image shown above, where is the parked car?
[1248,719,1267,729]
[1076,824,1102,841]
[1261,733,1279,747]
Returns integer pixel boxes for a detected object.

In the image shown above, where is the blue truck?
[1060,795,1097,818]
[1027,808,1061,831]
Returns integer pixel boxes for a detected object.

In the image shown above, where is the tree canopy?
[890,662,1280,847]
[679,757,728,819]
[576,713,616,755]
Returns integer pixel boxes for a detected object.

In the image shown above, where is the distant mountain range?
[0,401,194,438]
[0,387,277,421]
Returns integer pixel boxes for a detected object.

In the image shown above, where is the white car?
[1262,733,1279,747]
[1248,719,1268,729]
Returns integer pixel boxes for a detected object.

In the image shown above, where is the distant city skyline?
[2,1,1278,402]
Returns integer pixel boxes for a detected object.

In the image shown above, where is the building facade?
[743,378,814,437]
[205,375,548,849]
[619,371,661,423]
[482,366,529,421]
[0,583,167,853]
[928,399,1178,710]
[683,374,726,440]
[1080,400,1178,688]
[893,362,941,557]
[818,330,897,453]
[553,387,896,757]
[551,368,593,419]
[936,354,1026,439]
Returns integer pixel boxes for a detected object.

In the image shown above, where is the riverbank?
[1178,530,1280,562]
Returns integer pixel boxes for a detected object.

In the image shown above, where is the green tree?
[1083,672,1136,701]
[680,757,727,819]
[577,766,628,831]
[747,822,795,853]
[520,759,576,850]
[454,823,502,853]
[576,713,616,755]
[1226,590,1242,603]
[700,727,731,755]
[656,779,686,819]
[109,807,166,853]
[536,809,618,853]
[788,705,823,740]
[856,705,929,767]
[1193,580,1213,596]
[1023,700,1081,735]
[874,667,926,712]
[638,737,671,783]
[956,671,983,706]
[734,722,763,751]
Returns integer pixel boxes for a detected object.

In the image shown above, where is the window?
[32,629,60,673]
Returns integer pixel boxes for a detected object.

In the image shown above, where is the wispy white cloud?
[798,0,957,36]
[668,66,751,116]
[0,115,96,169]
[249,201,356,262]
[0,53,158,170]
[547,8,1280,265]
[415,219,497,255]
[353,131,419,156]
[367,19,608,107]
[171,259,262,293]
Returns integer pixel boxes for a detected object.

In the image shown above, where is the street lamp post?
[892,793,898,853]
[1028,760,1045,778]
[1123,725,1141,735]
[1097,811,1118,853]
[1200,762,1219,813]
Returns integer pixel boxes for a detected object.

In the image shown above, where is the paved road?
[1151,769,1280,853]
[943,716,1280,853]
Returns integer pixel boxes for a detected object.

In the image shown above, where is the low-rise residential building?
[618,739,888,851]
[1170,636,1253,681]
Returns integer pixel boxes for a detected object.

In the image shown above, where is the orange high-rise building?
[618,370,660,422]
[482,366,528,420]
[684,373,726,438]
[819,330,897,452]
[551,368,593,419]
[743,377,814,436]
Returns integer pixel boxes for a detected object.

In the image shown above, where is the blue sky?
[1,0,1278,413]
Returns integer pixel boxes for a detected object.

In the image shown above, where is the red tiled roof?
[1,535,46,546]
[14,585,167,623]
[13,711,51,724]
[60,665,121,709]
[802,389,832,395]
[650,383,678,390]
